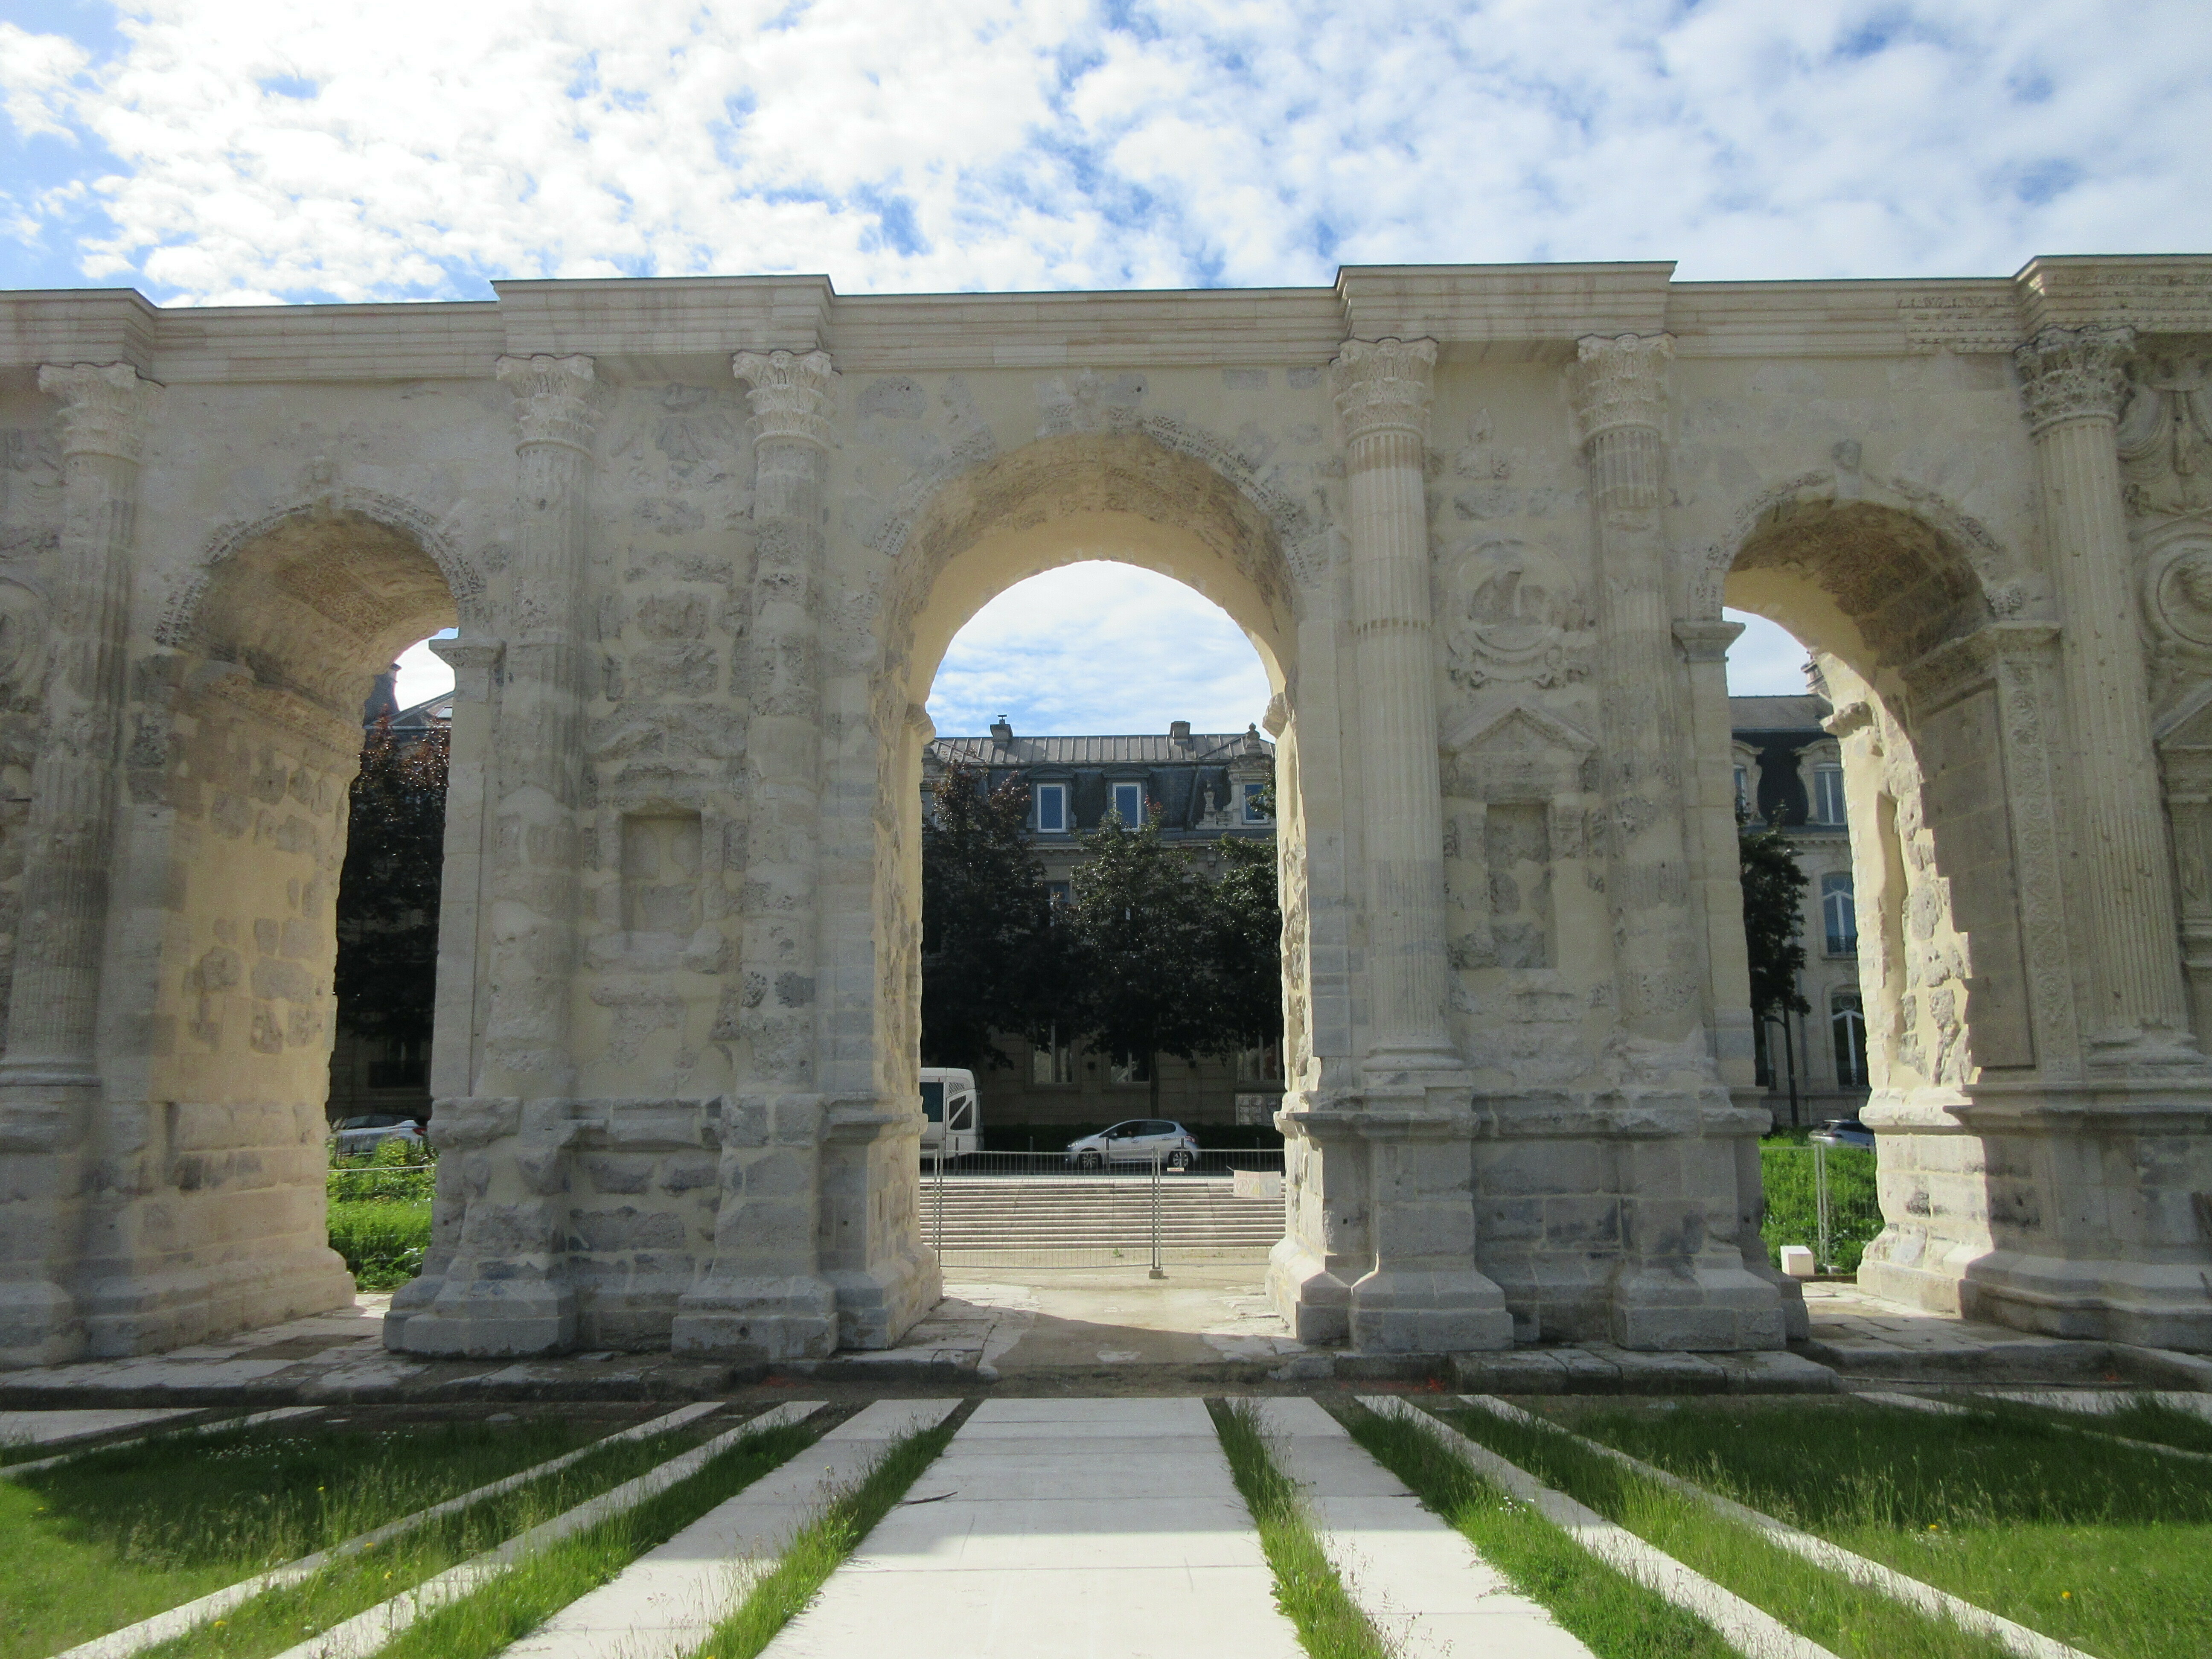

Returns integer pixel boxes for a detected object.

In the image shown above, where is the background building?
[1731,691,1869,1126]
[922,721,1280,1141]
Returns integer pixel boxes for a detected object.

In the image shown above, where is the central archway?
[833,434,1319,1348]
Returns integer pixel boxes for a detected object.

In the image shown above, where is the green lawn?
[1758,1141,1881,1272]
[0,1413,708,1659]
[327,1198,432,1290]
[1532,1396,2212,1659]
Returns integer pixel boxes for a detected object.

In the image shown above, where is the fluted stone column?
[1323,338,1510,1354]
[2015,326,2201,1062]
[1568,335,1782,1351]
[671,349,841,1361]
[1567,335,1706,1054]
[0,363,156,1367]
[396,355,598,1358]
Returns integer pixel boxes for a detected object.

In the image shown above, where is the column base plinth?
[1348,1263,1514,1353]
[395,1275,577,1359]
[1267,1236,1351,1345]
[1609,1263,1787,1351]
[669,1275,838,1362]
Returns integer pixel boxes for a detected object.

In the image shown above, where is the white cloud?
[927,563,1271,738]
[391,629,455,709]
[0,2,2206,303]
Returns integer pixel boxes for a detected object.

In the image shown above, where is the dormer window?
[1034,782,1068,833]
[1241,783,1270,824]
[1112,781,1144,826]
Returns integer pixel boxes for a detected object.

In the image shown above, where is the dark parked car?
[1808,1118,1875,1150]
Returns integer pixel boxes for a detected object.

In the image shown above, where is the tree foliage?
[917,767,1286,1106]
[1739,814,1810,1021]
[333,719,449,1048]
[918,763,1069,1071]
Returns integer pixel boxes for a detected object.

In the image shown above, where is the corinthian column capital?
[732,349,838,449]
[37,363,160,464]
[495,354,600,452]
[1566,333,1674,446]
[2014,325,2135,434]
[1329,337,1437,444]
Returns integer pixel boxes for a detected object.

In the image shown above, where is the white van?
[918,1067,980,1161]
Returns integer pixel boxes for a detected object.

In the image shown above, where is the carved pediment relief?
[1439,699,1595,801]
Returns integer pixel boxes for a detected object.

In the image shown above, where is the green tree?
[1205,835,1283,1060]
[1739,813,1810,1098]
[333,719,449,1050]
[1065,816,1227,1116]
[919,763,1066,1071]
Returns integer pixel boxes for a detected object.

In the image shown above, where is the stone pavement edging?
[501,1399,961,1659]
[1461,1394,2090,1659]
[1361,1395,1841,1659]
[1249,1395,1596,1659]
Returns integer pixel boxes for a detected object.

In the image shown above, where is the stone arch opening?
[824,434,1311,1345]
[116,506,459,1350]
[1718,492,2072,1316]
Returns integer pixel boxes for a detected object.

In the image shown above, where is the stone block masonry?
[0,256,2207,1365]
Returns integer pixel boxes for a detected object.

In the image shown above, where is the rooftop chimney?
[1169,719,1191,745]
[990,716,1013,744]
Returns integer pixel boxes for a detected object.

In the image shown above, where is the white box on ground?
[1232,1170,1284,1200]
[1779,1245,1816,1278]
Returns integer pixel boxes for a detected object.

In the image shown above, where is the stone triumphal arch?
[2,257,2209,1366]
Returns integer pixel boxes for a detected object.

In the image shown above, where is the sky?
[7,0,2198,720]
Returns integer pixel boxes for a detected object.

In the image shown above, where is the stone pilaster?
[1566,335,1706,1055]
[396,356,598,1358]
[0,363,156,1366]
[1567,335,1782,1351]
[2015,326,2201,1062]
[1310,338,1510,1353]
[382,635,501,1352]
[671,349,841,1362]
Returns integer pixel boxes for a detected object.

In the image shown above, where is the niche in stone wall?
[620,811,703,937]
[1485,803,1553,969]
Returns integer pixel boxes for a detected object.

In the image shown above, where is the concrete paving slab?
[499,1399,949,1659]
[0,1407,198,1449]
[762,1396,1302,1659]
[1250,1396,1596,1659]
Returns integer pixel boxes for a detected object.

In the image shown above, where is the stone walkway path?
[764,1397,1304,1658]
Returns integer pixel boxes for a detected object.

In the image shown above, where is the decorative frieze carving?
[1444,544,1592,690]
[1330,337,1436,443]
[2118,341,2212,518]
[1565,333,1673,445]
[495,354,600,454]
[732,349,837,450]
[2014,326,2133,435]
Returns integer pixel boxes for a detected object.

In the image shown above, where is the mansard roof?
[928,729,1272,768]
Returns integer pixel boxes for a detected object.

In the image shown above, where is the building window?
[1045,879,1071,907]
[1112,781,1144,826]
[1030,1025,1075,1085]
[1109,1052,1150,1085]
[1733,764,1750,818]
[1241,782,1271,824]
[1813,764,1847,827]
[1236,1039,1282,1082]
[1822,871,1858,956]
[1034,782,1067,833]
[1832,993,1868,1088]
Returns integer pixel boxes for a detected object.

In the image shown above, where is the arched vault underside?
[2,258,2209,1366]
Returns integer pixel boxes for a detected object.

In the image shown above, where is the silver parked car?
[332,1113,428,1158]
[1065,1119,1199,1170]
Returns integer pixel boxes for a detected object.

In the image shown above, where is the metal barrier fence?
[924,1147,1285,1269]
[1758,1140,1884,1273]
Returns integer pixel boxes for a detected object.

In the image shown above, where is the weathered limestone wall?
[0,256,2208,1365]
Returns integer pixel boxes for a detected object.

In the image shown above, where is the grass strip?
[342,1414,824,1659]
[1538,1396,2212,1659]
[1208,1398,1391,1659]
[2,1415,618,1659]
[680,1413,963,1659]
[1961,1393,2212,1461]
[130,1415,752,1659]
[1454,1398,2048,1659]
[1345,1399,1736,1659]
